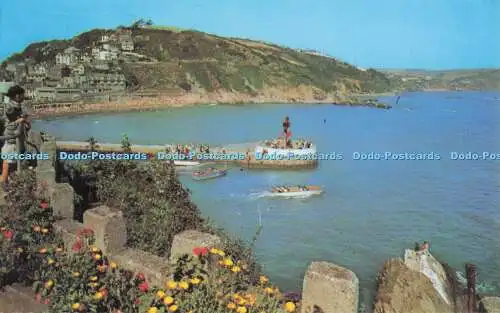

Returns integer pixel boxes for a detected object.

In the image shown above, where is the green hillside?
[2,25,393,95]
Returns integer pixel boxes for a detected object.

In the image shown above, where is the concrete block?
[170,230,221,263]
[49,183,75,219]
[53,219,84,254]
[83,205,127,254]
[36,167,56,199]
[109,248,171,286]
[301,261,359,313]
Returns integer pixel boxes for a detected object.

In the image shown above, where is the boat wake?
[251,191,321,199]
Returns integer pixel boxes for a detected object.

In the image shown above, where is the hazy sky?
[0,0,498,69]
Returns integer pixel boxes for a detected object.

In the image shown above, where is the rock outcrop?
[479,296,500,313]
[373,256,453,313]
[301,261,359,313]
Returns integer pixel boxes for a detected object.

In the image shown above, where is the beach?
[29,88,395,118]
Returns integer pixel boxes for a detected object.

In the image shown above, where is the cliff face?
[373,255,454,313]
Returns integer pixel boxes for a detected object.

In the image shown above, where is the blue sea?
[34,91,500,308]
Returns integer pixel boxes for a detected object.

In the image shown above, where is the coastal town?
[0,25,159,105]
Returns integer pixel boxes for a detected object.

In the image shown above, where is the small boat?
[266,185,323,198]
[192,168,227,181]
[174,160,201,167]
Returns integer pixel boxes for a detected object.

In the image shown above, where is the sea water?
[35,91,500,308]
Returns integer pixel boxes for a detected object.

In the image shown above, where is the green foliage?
[121,133,132,152]
[87,137,97,152]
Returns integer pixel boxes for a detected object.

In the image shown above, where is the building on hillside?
[27,64,48,82]
[34,87,56,102]
[92,60,110,71]
[56,47,80,66]
[71,64,85,76]
[100,35,110,43]
[96,50,119,61]
[47,64,64,80]
[121,40,134,51]
[83,73,126,93]
[81,54,93,63]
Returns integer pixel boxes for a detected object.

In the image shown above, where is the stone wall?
[35,134,222,286]
[36,133,359,312]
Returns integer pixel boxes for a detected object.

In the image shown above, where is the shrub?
[61,159,262,282]
[0,169,58,286]
[32,235,297,313]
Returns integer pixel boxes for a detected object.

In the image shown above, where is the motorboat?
[174,160,201,167]
[192,167,227,181]
[265,185,323,198]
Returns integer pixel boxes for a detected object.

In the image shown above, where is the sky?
[0,0,498,69]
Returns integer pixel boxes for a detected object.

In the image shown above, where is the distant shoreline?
[30,89,395,119]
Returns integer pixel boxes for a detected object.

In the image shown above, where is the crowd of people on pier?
[0,85,32,186]
[263,138,312,149]
[165,143,211,156]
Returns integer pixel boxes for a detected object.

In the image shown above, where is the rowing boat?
[174,160,201,166]
[265,185,323,198]
[192,168,227,181]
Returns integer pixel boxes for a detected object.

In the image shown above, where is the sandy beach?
[30,87,395,119]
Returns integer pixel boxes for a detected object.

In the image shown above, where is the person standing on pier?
[282,116,292,148]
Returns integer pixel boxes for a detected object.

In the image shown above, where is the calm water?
[35,92,500,307]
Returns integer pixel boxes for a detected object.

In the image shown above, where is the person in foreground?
[1,107,24,185]
[0,85,31,186]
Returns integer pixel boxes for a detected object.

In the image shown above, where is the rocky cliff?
[373,250,456,313]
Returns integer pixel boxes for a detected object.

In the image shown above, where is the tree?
[131,18,154,29]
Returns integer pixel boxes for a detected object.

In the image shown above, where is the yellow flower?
[223,258,234,267]
[264,287,273,294]
[217,250,226,256]
[168,305,178,312]
[259,276,268,284]
[45,280,54,288]
[148,307,158,313]
[17,247,23,253]
[236,298,246,305]
[231,266,241,273]
[110,262,118,269]
[246,294,256,305]
[236,306,247,313]
[156,290,165,299]
[89,282,99,288]
[93,253,102,260]
[284,302,296,312]
[89,276,98,281]
[72,272,80,277]
[179,281,189,290]
[166,280,177,289]
[163,296,174,305]
[94,291,104,300]
[71,303,80,310]
[190,277,201,285]
[91,246,100,253]
[210,247,219,254]
[232,293,241,300]
[227,302,236,310]
[47,258,55,265]
[41,228,49,234]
